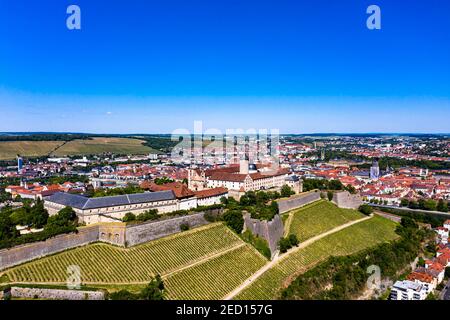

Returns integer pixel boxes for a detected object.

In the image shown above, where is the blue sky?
[0,0,449,134]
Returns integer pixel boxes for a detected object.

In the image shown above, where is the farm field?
[51,137,156,156]
[0,137,157,160]
[0,141,64,160]
[3,223,242,284]
[164,245,266,300]
[288,200,364,241]
[235,215,399,300]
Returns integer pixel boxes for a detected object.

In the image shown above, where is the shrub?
[136,209,159,222]
[122,212,136,222]
[180,223,189,231]
[109,289,139,300]
[358,204,374,216]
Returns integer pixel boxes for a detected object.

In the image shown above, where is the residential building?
[390,280,428,300]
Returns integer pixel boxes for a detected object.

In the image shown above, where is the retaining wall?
[125,211,210,246]
[244,213,284,255]
[9,287,104,300]
[0,211,216,270]
[277,191,321,213]
[0,226,99,271]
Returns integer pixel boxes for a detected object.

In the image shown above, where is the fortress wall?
[0,226,99,271]
[10,287,104,300]
[277,191,321,213]
[0,210,220,270]
[244,213,284,255]
[332,191,363,209]
[124,211,212,247]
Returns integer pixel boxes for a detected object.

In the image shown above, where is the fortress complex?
[188,160,301,198]
[44,185,228,225]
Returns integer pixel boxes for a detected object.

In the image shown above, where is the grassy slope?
[235,215,399,300]
[0,141,64,160]
[288,200,365,241]
[3,223,242,284]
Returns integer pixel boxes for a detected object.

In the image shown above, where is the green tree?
[223,210,244,234]
[418,257,425,267]
[140,275,165,300]
[288,234,299,247]
[437,199,448,212]
[422,199,437,211]
[0,210,19,240]
[30,198,49,228]
[327,191,334,201]
[400,198,409,207]
[344,184,356,194]
[281,185,294,198]
[278,237,293,253]
[46,206,77,228]
[328,179,344,191]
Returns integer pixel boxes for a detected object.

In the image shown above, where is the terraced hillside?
[287,200,364,241]
[3,223,242,284]
[165,245,266,300]
[235,215,398,300]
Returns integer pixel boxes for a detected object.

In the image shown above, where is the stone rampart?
[277,191,321,213]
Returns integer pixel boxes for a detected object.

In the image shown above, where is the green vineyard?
[165,245,266,300]
[288,200,364,241]
[235,215,399,300]
[4,223,242,284]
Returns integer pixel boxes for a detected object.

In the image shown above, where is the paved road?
[374,211,402,223]
[369,204,450,217]
[223,215,373,300]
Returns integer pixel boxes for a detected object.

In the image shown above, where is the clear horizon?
[1,0,449,133]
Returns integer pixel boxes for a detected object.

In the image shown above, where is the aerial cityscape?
[1,0,449,313]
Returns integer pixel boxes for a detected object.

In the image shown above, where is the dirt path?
[223,215,373,300]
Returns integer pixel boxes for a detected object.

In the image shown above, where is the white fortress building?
[188,160,300,198]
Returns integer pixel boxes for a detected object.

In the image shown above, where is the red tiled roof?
[194,187,228,199]
[209,172,248,182]
[140,181,195,199]
[407,272,434,283]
